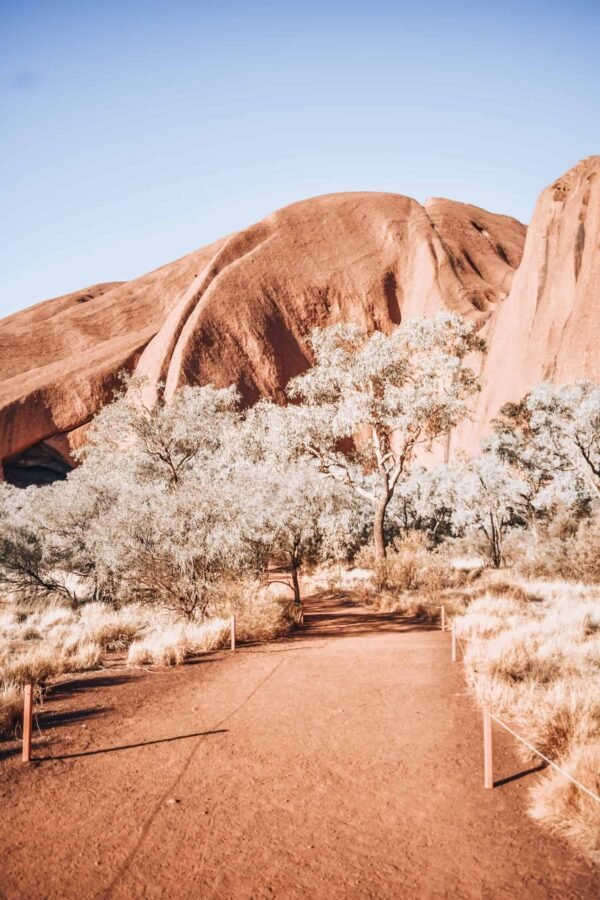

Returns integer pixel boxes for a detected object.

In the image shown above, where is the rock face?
[460,155,600,451]
[0,191,524,485]
[3,158,599,486]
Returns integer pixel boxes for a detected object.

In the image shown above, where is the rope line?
[439,605,600,805]
[489,713,600,805]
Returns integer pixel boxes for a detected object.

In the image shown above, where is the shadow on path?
[494,762,547,788]
[37,728,228,762]
[49,674,135,698]
[298,592,437,640]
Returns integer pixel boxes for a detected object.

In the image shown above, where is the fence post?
[483,705,493,789]
[22,683,33,764]
[451,622,457,662]
[440,605,446,632]
[230,614,236,652]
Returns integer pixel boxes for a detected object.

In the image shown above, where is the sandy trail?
[0,594,598,899]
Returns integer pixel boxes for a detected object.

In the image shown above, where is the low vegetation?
[0,589,294,738]
[0,314,598,862]
[456,580,600,863]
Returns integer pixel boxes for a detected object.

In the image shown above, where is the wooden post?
[451,622,457,662]
[440,605,446,632]
[22,683,33,764]
[483,705,493,789]
[230,614,236,652]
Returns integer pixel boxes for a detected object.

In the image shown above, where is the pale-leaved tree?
[493,382,600,502]
[238,401,369,603]
[446,456,530,567]
[285,313,484,558]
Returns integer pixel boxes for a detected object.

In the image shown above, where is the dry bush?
[351,584,381,606]
[208,578,294,642]
[0,601,151,738]
[514,679,600,764]
[476,581,541,604]
[377,592,442,622]
[507,513,600,583]
[0,683,23,739]
[127,584,293,666]
[354,535,476,620]
[127,618,231,666]
[231,593,292,643]
[357,533,465,595]
[0,640,103,688]
[76,603,150,650]
[530,741,600,865]
[1,646,65,687]
[457,582,600,862]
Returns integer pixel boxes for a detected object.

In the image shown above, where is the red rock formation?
[0,186,531,485]
[459,156,600,451]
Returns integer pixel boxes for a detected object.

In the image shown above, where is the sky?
[1,0,599,317]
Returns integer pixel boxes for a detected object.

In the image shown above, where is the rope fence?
[488,711,600,804]
[19,613,240,765]
[439,605,600,803]
[18,584,310,765]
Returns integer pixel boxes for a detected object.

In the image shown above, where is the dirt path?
[0,595,598,899]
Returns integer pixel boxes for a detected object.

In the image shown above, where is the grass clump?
[457,580,600,862]
[0,682,23,738]
[126,585,295,666]
[127,619,231,666]
[530,741,600,865]
[355,533,469,620]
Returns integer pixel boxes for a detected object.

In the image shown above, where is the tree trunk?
[290,541,302,606]
[374,494,390,561]
[489,512,502,568]
[291,564,302,606]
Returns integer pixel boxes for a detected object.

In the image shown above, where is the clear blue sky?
[1,0,599,317]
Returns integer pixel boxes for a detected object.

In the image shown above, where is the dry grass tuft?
[476,581,541,604]
[127,619,231,667]
[530,741,600,864]
[0,585,295,737]
[457,579,600,862]
[0,682,23,739]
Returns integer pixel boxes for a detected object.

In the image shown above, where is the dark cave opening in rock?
[3,441,73,488]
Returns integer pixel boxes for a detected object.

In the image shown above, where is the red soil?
[0,595,598,899]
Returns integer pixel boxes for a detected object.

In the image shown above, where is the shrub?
[127,619,231,667]
[457,582,600,861]
[359,533,462,595]
[530,741,600,865]
[0,682,23,739]
[506,512,600,583]
[0,640,102,688]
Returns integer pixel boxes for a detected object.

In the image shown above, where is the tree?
[447,456,530,567]
[0,475,117,606]
[238,402,369,604]
[493,382,600,501]
[0,378,366,616]
[0,381,264,619]
[79,376,241,486]
[74,380,264,619]
[86,472,263,619]
[389,465,456,542]
[285,313,484,559]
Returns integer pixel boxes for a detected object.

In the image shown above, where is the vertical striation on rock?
[458,155,600,452]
